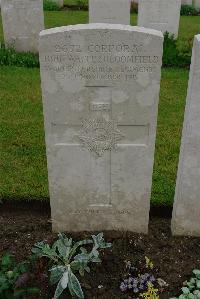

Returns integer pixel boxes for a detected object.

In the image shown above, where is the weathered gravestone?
[39,24,163,232]
[172,35,200,236]
[138,0,181,38]
[89,0,130,25]
[1,0,44,53]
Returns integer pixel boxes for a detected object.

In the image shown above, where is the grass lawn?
[0,67,48,200]
[0,66,189,206]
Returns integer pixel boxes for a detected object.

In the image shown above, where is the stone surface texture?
[1,0,44,53]
[39,24,163,233]
[89,0,130,24]
[138,0,181,38]
[172,35,200,236]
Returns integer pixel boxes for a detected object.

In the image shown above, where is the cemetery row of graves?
[1,1,200,299]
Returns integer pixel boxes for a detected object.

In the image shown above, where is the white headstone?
[39,24,163,233]
[52,0,64,7]
[195,0,200,10]
[89,0,130,25]
[1,0,44,53]
[172,35,200,236]
[181,0,192,4]
[138,0,181,38]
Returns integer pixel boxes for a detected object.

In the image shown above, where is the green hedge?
[163,33,192,67]
[43,0,60,11]
[0,44,39,68]
[180,5,198,16]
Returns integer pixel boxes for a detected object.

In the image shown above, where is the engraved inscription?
[41,37,160,85]
[70,209,131,215]
[78,116,124,156]
[90,102,111,111]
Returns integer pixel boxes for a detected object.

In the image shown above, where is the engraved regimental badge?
[78,116,124,157]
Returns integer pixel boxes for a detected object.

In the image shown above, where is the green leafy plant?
[0,43,39,68]
[162,33,191,67]
[0,253,39,299]
[140,282,159,299]
[32,232,111,299]
[43,0,61,11]
[171,269,200,299]
[180,5,198,16]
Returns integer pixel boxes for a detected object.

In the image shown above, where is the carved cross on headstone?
[52,87,149,207]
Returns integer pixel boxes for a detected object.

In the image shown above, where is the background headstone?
[138,0,181,38]
[181,0,192,4]
[89,0,130,25]
[195,0,200,10]
[39,24,163,233]
[172,35,200,236]
[52,0,64,7]
[1,0,44,53]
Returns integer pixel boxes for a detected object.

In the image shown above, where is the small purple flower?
[143,273,150,279]
[120,282,127,292]
[149,275,156,282]
[133,287,139,293]
[132,282,138,288]
[128,277,134,284]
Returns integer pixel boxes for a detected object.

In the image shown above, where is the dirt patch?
[0,202,200,299]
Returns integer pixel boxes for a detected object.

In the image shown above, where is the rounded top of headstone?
[39,23,164,39]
